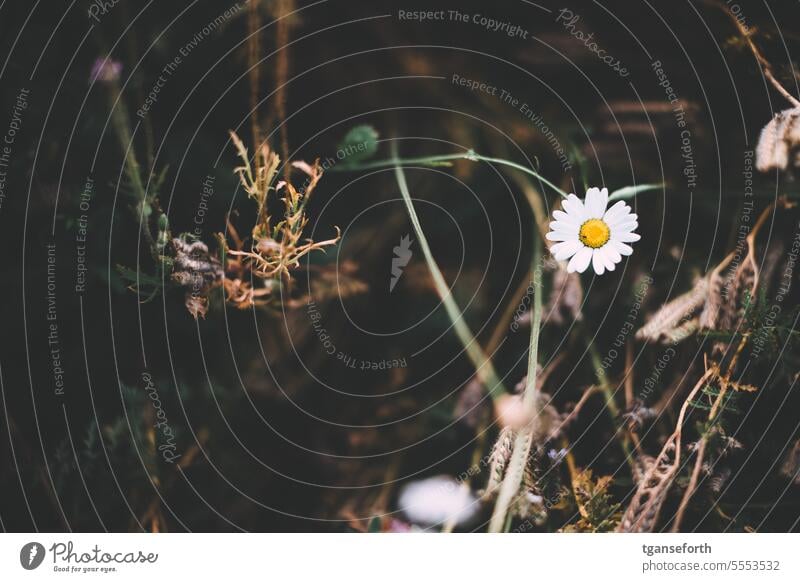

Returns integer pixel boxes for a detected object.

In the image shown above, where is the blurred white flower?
[546,187,640,275]
[397,475,478,528]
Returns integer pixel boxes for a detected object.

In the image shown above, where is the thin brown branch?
[247,0,262,150]
[713,0,800,107]
[671,337,747,531]
[557,385,602,433]
[273,0,295,180]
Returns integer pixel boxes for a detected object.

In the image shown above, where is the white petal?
[606,211,635,227]
[613,221,639,233]
[603,200,630,222]
[567,246,592,273]
[549,220,579,233]
[614,231,641,243]
[605,244,622,263]
[597,188,609,215]
[584,187,599,212]
[562,194,586,222]
[551,240,582,261]
[546,230,576,242]
[612,240,634,256]
[592,250,606,275]
[552,210,578,225]
[584,188,600,218]
[599,246,618,271]
[586,187,609,219]
[609,212,639,224]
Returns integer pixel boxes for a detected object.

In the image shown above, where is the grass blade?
[391,143,507,399]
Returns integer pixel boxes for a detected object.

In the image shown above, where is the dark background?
[0,0,798,532]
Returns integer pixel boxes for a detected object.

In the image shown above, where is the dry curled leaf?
[632,454,657,485]
[617,435,680,532]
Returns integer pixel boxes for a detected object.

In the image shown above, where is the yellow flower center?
[579,219,610,249]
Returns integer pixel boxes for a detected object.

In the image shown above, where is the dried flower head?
[169,238,223,319]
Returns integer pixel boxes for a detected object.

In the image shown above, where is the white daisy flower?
[546,187,640,275]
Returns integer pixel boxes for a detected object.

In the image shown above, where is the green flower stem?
[587,339,633,464]
[337,150,570,200]
[107,84,158,261]
[391,144,508,400]
[488,235,544,533]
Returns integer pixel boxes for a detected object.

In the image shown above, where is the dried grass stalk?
[660,317,700,344]
[755,108,800,172]
[699,252,735,330]
[636,278,708,343]
[720,260,756,331]
[483,426,516,500]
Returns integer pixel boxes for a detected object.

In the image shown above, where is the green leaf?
[337,125,378,165]
[608,183,663,202]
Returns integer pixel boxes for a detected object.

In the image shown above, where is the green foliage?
[562,470,621,532]
[607,183,663,202]
[691,384,744,416]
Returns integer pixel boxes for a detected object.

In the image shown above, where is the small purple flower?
[90,58,122,83]
[548,448,567,463]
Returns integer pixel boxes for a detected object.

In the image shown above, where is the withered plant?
[219,131,340,310]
